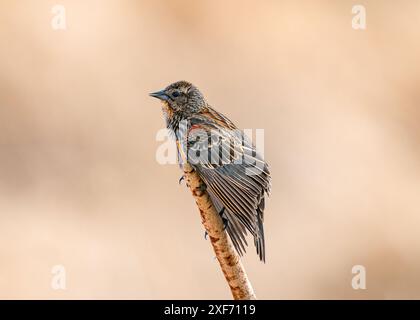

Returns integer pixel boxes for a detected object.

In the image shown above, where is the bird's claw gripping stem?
[179,175,185,185]
[204,207,228,240]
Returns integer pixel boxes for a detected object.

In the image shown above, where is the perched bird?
[150,81,271,262]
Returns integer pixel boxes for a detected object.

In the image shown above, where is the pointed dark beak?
[149,90,169,101]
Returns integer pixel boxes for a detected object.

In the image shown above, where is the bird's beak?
[149,90,169,101]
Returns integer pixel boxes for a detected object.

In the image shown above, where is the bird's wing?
[184,108,271,261]
[199,105,237,130]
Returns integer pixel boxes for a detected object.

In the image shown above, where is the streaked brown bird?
[150,81,271,262]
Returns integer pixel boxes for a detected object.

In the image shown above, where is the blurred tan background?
[0,0,419,299]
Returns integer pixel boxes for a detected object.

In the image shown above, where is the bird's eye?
[172,91,180,98]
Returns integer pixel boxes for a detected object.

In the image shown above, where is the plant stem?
[183,163,256,300]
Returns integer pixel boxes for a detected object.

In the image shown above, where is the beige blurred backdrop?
[0,0,419,299]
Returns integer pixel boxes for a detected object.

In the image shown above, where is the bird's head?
[149,81,206,113]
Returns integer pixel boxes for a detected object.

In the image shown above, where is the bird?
[150,81,271,262]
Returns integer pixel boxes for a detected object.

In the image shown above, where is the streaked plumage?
[150,81,271,261]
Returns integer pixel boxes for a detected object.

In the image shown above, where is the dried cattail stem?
[183,163,256,300]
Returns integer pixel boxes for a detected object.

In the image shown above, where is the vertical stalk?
[183,163,256,300]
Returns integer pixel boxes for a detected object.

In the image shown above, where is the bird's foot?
[218,207,228,230]
[204,207,228,240]
[179,175,185,185]
[222,216,229,231]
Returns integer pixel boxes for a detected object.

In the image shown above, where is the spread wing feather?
[182,106,271,261]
